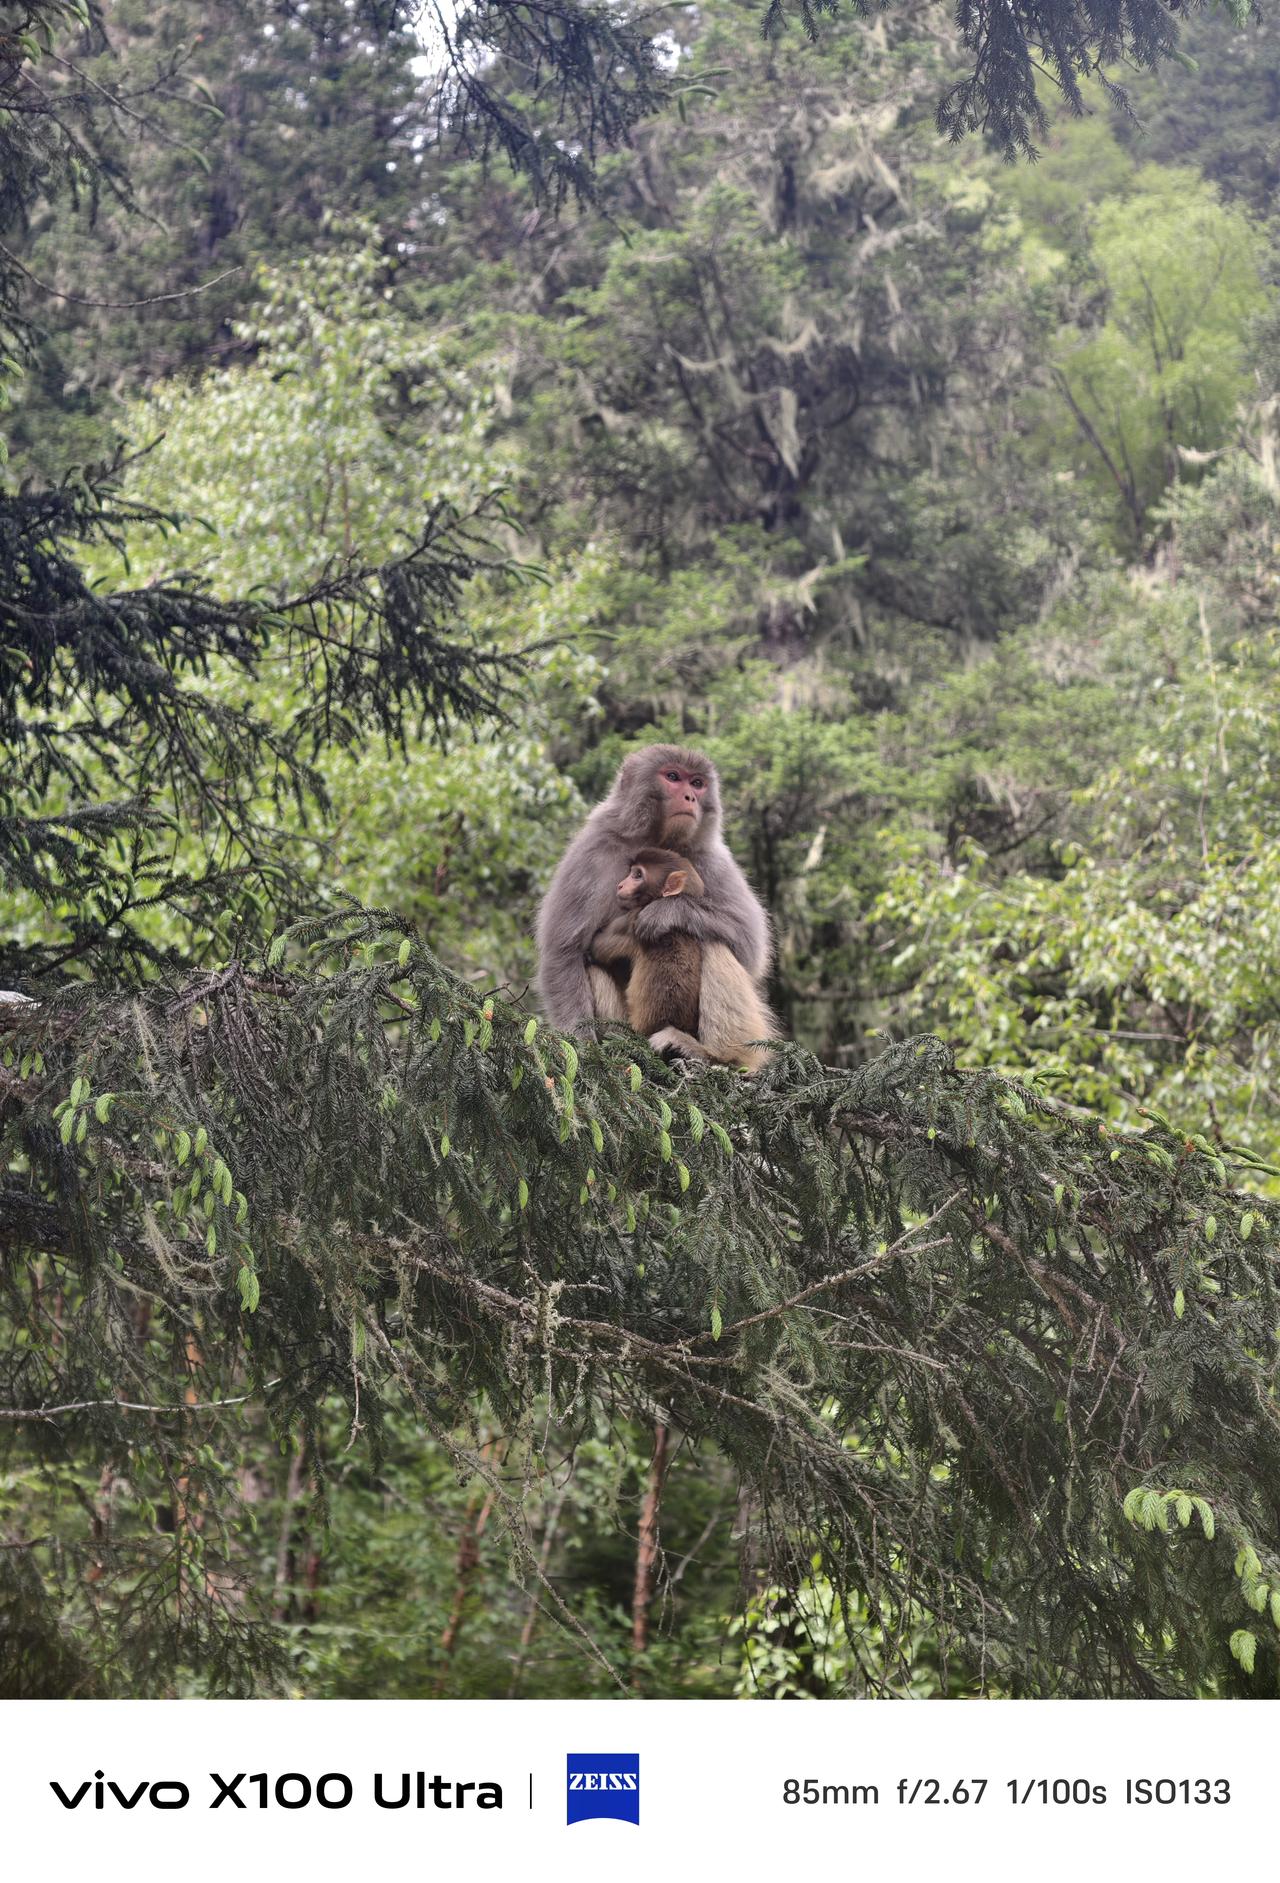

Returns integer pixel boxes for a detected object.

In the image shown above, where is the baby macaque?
[590,847,778,1073]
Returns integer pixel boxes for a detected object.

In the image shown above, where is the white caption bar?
[0,1697,1265,1882]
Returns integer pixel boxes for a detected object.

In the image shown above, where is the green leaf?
[562,1040,579,1084]
[659,1130,673,1163]
[708,1121,734,1157]
[175,1130,191,1168]
[590,1117,604,1154]
[194,1126,208,1160]
[677,1161,690,1192]
[237,1266,260,1313]
[518,1178,529,1212]
[93,1093,114,1124]
[710,1303,723,1341]
[440,1132,451,1158]
[1174,1288,1185,1319]
[524,1018,538,1045]
[59,1108,75,1146]
[1174,1494,1193,1528]
[1240,1211,1255,1241]
[267,936,286,968]
[629,1063,642,1093]
[687,1103,706,1143]
[1229,1629,1257,1675]
[397,938,412,968]
[657,1098,673,1131]
[1204,1214,1217,1243]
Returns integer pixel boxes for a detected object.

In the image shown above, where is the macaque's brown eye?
[691,777,704,789]
[665,770,680,782]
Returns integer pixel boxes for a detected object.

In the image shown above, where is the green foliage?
[1040,168,1266,546]
[5,937,1280,1695]
[762,0,1194,161]
[81,234,597,971]
[110,238,499,589]
[1121,6,1280,216]
[873,448,1280,1164]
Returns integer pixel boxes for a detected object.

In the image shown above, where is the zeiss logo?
[566,1754,640,1826]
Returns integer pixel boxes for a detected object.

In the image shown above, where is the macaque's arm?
[631,846,771,981]
[535,826,628,1031]
[588,914,636,967]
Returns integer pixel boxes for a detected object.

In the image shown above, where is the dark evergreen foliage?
[432,0,671,203]
[3,942,1279,1694]
[763,0,1216,157]
[0,452,519,979]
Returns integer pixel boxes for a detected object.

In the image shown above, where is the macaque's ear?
[661,870,688,898]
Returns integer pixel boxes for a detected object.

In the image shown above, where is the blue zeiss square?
[566,1753,640,1825]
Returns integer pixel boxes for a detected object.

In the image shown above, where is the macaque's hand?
[588,914,636,966]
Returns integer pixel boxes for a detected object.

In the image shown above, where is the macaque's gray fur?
[535,744,772,1033]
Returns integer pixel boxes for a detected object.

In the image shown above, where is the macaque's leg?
[647,1025,711,1061]
[587,963,630,1024]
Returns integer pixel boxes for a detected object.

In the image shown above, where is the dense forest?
[4,0,1280,1699]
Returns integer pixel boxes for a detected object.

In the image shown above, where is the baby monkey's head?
[616,847,706,908]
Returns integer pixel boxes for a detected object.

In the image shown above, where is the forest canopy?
[4,0,1280,1700]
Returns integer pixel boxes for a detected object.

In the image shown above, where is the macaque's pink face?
[656,765,708,833]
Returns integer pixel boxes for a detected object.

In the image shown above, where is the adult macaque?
[535,744,772,1034]
[591,846,778,1072]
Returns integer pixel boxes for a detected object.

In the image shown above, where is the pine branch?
[3,916,1279,1695]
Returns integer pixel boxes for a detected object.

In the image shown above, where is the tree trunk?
[272,1439,309,1623]
[434,1436,504,1690]
[507,1484,569,1697]
[632,1420,670,1658]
